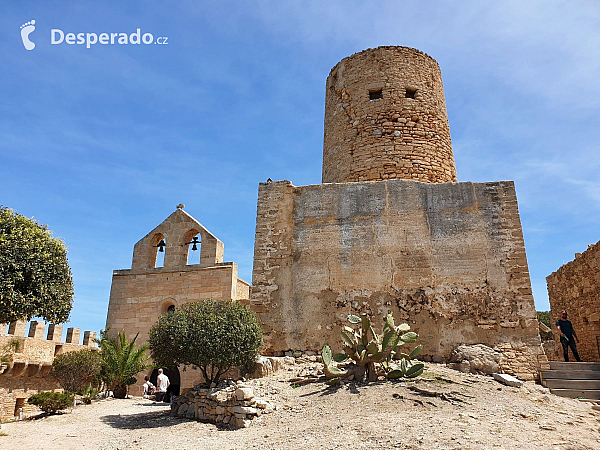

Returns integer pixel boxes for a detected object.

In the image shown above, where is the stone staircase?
[541,361,600,402]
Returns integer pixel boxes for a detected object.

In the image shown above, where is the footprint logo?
[20,20,36,50]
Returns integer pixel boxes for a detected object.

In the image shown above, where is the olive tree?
[51,348,102,393]
[0,207,73,324]
[148,300,263,386]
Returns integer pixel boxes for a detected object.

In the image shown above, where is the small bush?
[78,384,99,404]
[27,391,74,414]
[149,300,263,386]
[537,311,554,342]
[52,348,102,393]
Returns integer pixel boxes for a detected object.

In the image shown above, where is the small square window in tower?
[369,89,383,101]
[405,88,417,99]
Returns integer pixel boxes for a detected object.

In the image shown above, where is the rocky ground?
[2,362,599,449]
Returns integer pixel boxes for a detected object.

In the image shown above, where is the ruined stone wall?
[171,381,269,428]
[547,241,600,361]
[0,321,97,419]
[250,179,545,380]
[323,46,456,184]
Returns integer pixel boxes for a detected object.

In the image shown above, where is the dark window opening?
[14,398,25,417]
[167,305,175,313]
[369,89,383,101]
[405,88,417,99]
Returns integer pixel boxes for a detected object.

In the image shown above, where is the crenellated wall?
[0,320,97,420]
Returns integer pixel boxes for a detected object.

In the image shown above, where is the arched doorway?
[149,367,181,400]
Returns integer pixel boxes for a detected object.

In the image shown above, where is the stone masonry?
[323,46,457,184]
[171,380,270,428]
[250,46,546,381]
[0,320,96,420]
[105,205,250,393]
[547,241,600,361]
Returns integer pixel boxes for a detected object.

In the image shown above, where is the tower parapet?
[323,46,457,184]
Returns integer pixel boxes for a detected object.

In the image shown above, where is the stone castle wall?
[0,320,97,420]
[323,46,456,184]
[547,241,600,361]
[250,179,546,380]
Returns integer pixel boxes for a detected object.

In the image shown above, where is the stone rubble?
[171,379,272,428]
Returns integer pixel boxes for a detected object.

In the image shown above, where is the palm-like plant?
[96,330,150,399]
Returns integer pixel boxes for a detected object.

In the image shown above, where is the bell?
[191,243,198,251]
[157,239,166,252]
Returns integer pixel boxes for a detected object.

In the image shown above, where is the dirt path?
[2,364,599,449]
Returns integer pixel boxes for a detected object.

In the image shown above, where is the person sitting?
[142,375,156,397]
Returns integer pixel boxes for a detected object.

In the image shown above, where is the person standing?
[556,310,582,362]
[156,368,170,402]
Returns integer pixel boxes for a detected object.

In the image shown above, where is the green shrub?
[149,300,263,386]
[537,311,554,342]
[27,391,73,414]
[78,384,99,404]
[52,349,102,393]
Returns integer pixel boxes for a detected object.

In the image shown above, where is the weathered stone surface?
[547,241,600,361]
[235,387,254,401]
[448,344,501,375]
[250,178,544,379]
[493,373,524,388]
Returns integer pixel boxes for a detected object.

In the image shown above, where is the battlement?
[0,320,97,377]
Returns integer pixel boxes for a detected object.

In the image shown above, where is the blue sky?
[2,1,600,336]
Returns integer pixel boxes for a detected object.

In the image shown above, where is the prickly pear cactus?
[321,311,425,382]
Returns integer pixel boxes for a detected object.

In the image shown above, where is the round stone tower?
[322,46,457,184]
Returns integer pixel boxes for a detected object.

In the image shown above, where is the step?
[549,361,600,371]
[541,370,600,380]
[548,388,600,400]
[544,379,600,390]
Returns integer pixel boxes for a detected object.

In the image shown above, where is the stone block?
[66,327,81,344]
[28,321,46,339]
[83,331,97,347]
[235,387,254,401]
[8,321,27,337]
[492,373,524,388]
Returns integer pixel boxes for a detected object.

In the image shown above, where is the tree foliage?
[148,300,263,386]
[0,207,73,324]
[537,310,553,341]
[51,348,102,393]
[96,330,150,399]
[27,391,74,414]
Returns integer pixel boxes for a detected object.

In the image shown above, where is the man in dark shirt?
[556,310,582,362]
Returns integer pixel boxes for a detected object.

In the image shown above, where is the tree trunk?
[113,384,127,399]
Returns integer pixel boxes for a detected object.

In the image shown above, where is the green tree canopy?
[148,300,263,386]
[51,348,102,393]
[0,207,73,324]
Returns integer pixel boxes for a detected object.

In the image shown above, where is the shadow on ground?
[101,409,185,430]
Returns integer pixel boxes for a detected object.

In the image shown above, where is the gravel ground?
[2,364,599,449]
